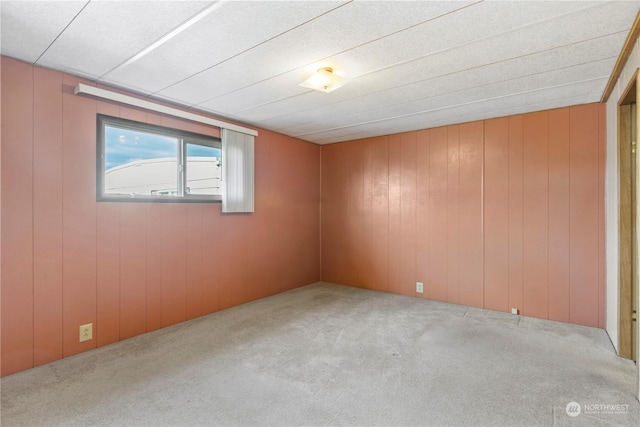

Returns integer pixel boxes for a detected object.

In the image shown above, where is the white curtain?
[221,128,255,213]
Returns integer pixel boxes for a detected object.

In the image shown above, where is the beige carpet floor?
[1,282,638,426]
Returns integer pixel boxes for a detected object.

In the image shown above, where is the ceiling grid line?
[2,0,638,144]
[199,0,609,114]
[191,0,484,108]
[296,75,610,138]
[150,0,355,96]
[244,31,626,130]
[99,1,225,80]
[33,0,91,65]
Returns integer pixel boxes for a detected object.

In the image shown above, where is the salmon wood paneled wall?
[1,57,320,376]
[321,103,605,328]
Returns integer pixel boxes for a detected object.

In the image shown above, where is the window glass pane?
[104,125,179,196]
[185,143,222,196]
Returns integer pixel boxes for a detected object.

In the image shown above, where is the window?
[97,114,221,202]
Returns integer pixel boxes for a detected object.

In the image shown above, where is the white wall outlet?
[416,282,424,294]
[511,308,519,315]
[79,323,93,342]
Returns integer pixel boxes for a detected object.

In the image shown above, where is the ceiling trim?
[74,83,258,136]
[601,10,640,103]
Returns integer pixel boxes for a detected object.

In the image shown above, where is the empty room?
[2,0,640,425]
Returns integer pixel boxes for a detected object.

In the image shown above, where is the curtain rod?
[74,83,258,137]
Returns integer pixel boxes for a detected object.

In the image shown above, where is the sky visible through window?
[105,126,220,170]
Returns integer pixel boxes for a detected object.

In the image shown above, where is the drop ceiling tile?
[237,31,622,133]
[293,58,614,133]
[156,1,473,105]
[37,1,210,78]
[319,0,610,80]
[232,9,628,131]
[278,87,600,145]
[102,1,347,94]
[198,72,313,114]
[295,78,607,144]
[182,0,594,111]
[1,1,87,63]
[3,0,636,146]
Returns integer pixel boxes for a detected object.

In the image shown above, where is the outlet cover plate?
[511,308,519,315]
[79,323,93,342]
[416,282,424,293]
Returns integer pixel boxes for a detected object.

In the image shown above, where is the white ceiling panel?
[36,1,210,78]
[102,1,347,93]
[0,1,88,63]
[270,57,615,138]
[229,30,624,131]
[316,0,611,82]
[1,0,637,144]
[193,0,605,114]
[220,2,631,130]
[198,71,313,114]
[156,0,473,104]
[309,92,603,144]
[325,66,611,133]
[295,78,607,143]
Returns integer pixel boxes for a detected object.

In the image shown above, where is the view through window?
[98,115,222,202]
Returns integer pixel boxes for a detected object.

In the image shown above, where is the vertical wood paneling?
[32,66,64,365]
[318,106,604,329]
[416,130,430,298]
[388,135,402,294]
[96,203,120,346]
[62,74,97,357]
[447,126,460,304]
[186,205,203,320]
[120,105,146,123]
[484,118,509,312]
[458,122,484,308]
[1,59,34,375]
[523,111,549,319]
[570,104,600,327]
[220,216,248,308]
[320,144,340,283]
[370,137,390,292]
[201,204,221,314]
[360,138,374,289]
[322,144,348,283]
[269,134,298,293]
[1,57,610,376]
[247,132,272,301]
[146,204,163,332]
[294,140,321,288]
[119,203,147,339]
[347,140,365,287]
[2,61,322,377]
[161,204,187,327]
[95,101,120,347]
[429,127,448,301]
[548,108,571,322]
[399,132,417,296]
[508,115,524,314]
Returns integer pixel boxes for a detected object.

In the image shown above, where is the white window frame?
[97,114,222,203]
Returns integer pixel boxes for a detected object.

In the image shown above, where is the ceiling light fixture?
[300,67,348,93]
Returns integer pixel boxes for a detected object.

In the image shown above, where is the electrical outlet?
[79,323,93,342]
[416,282,424,294]
[511,308,519,315]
